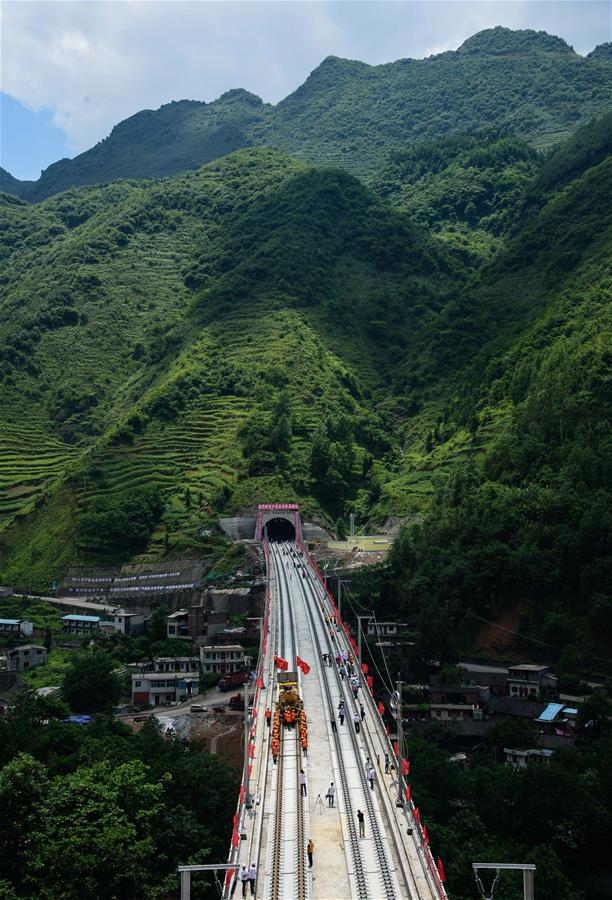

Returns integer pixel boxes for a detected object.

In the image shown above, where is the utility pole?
[244,686,253,809]
[396,674,404,808]
[473,864,535,900]
[356,615,372,676]
[336,578,351,621]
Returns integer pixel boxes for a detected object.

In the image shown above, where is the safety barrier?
[299,541,448,900]
[223,543,273,895]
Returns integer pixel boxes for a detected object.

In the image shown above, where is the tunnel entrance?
[264,517,296,542]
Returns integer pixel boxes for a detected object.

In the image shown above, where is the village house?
[504,747,554,769]
[0,618,33,638]
[507,664,558,700]
[131,671,200,706]
[199,644,246,675]
[166,608,228,643]
[61,614,101,635]
[153,656,200,674]
[5,644,48,672]
[366,620,408,638]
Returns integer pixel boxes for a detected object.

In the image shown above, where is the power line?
[469,611,612,666]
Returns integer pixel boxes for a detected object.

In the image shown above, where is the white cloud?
[1,0,610,153]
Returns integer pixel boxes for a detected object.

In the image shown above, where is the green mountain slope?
[0,148,461,585]
[368,131,541,262]
[4,27,612,201]
[365,117,612,673]
[5,91,269,202]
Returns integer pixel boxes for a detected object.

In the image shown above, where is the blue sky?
[1,0,611,181]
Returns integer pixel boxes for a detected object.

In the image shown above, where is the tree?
[0,753,49,888]
[62,651,121,714]
[28,760,164,899]
[43,626,53,653]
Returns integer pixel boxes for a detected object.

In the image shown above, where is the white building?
[366,621,407,637]
[504,747,554,769]
[153,656,200,674]
[131,671,200,706]
[200,644,246,674]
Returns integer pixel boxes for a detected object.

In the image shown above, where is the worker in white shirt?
[248,862,257,896]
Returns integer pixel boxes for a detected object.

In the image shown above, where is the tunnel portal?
[256,503,302,542]
[263,517,297,542]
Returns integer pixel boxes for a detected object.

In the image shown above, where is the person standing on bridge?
[239,865,249,898]
[339,664,346,680]
[326,783,335,807]
[338,707,345,726]
[300,769,307,797]
[357,809,365,838]
[265,707,271,727]
[307,838,315,868]
[385,753,390,774]
[353,711,361,733]
[248,863,257,896]
[360,703,365,721]
[368,765,375,791]
[330,714,337,732]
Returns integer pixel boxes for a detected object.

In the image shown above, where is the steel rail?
[293,546,399,900]
[268,544,307,900]
[282,543,372,899]
[303,554,429,900]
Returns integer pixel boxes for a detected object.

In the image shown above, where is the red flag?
[231,830,240,848]
[233,813,237,827]
[361,663,369,675]
[248,743,255,758]
[402,759,410,776]
[296,656,311,675]
[248,764,253,777]
[393,740,399,758]
[422,825,429,845]
[385,722,390,735]
[366,675,374,689]
[405,784,411,802]
[377,701,385,716]
[225,869,236,887]
[256,677,263,689]
[414,807,420,826]
[437,858,446,882]
[274,656,289,671]
[239,786,246,803]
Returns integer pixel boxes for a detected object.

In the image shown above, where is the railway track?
[291,548,398,899]
[267,545,308,900]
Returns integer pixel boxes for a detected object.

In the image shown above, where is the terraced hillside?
[0,420,80,530]
[3,27,612,200]
[0,148,461,586]
[1,112,610,608]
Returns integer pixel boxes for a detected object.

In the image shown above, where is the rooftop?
[508,664,551,672]
[6,644,46,653]
[536,702,564,722]
[0,618,21,625]
[62,614,101,623]
[201,644,245,652]
[167,610,188,619]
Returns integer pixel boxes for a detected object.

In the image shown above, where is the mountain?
[364,111,612,672]
[5,91,270,202]
[4,27,612,201]
[0,148,462,586]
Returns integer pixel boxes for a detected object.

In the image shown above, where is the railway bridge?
[188,541,448,899]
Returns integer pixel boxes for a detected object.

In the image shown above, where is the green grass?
[22,647,72,689]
